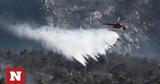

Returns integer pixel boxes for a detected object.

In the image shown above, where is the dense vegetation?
[0,48,160,84]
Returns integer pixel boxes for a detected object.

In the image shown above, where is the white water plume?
[11,24,119,65]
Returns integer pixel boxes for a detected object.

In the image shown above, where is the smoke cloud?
[10,24,119,65]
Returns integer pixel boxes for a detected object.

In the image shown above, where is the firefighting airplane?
[98,19,128,30]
